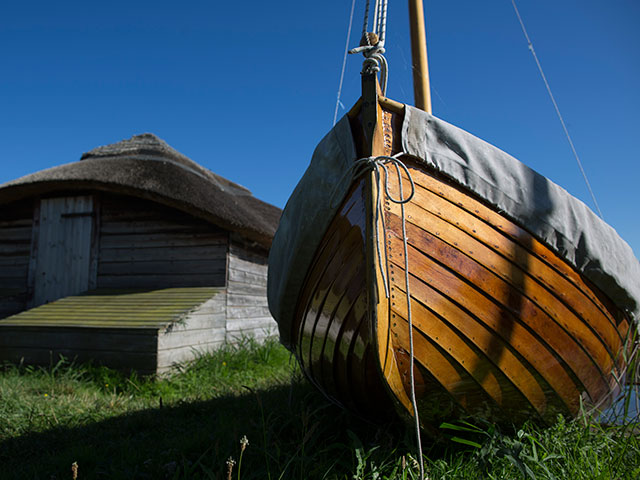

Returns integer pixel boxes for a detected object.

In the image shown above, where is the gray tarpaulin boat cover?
[268,104,640,348]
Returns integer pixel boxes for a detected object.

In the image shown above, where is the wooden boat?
[268,1,640,428]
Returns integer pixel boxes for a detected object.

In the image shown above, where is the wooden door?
[29,196,96,307]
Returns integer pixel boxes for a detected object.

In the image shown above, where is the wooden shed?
[0,133,281,374]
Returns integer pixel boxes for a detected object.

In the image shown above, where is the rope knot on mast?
[348,40,388,94]
[347,0,390,95]
[360,31,379,47]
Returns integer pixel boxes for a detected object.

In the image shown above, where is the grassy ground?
[0,338,638,479]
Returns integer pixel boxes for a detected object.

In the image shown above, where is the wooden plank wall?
[226,235,277,342]
[156,290,227,373]
[0,200,33,318]
[97,194,228,289]
[0,326,159,375]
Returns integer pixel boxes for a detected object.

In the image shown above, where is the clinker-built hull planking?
[289,91,632,427]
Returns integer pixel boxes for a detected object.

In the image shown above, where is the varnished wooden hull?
[286,96,633,428]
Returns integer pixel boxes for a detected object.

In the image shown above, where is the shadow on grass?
[0,380,412,480]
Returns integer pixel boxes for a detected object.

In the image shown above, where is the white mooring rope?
[331,153,425,479]
[335,0,425,475]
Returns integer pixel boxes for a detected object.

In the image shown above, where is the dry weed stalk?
[226,456,235,480]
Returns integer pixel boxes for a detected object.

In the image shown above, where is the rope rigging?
[333,0,357,126]
[511,0,604,219]
[349,0,390,95]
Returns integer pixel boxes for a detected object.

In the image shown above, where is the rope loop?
[330,153,414,296]
[377,154,415,205]
[330,153,413,210]
[348,44,388,95]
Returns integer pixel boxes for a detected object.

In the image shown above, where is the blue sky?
[1,1,639,256]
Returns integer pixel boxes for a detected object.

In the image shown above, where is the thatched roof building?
[0,133,280,247]
[0,133,281,374]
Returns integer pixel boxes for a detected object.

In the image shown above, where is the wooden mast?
[408,0,432,113]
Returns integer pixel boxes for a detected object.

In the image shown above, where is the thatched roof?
[0,134,281,247]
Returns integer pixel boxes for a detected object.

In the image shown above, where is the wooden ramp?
[0,287,226,374]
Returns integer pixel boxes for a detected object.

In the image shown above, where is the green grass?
[0,339,638,479]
